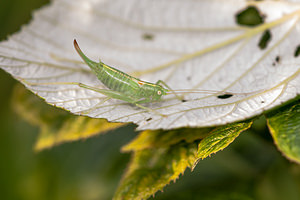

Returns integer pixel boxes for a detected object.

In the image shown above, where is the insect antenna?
[166,89,261,96]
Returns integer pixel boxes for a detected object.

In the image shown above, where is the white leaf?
[0,0,299,130]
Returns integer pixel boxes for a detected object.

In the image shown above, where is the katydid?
[73,39,177,117]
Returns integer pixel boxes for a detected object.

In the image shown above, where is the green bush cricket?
[73,39,179,117]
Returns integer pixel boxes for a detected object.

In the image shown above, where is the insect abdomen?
[74,40,151,99]
[100,63,139,94]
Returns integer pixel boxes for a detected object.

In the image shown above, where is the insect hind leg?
[78,97,111,115]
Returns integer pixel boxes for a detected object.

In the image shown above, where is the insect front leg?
[156,80,184,101]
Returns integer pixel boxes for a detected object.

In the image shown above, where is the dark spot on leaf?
[142,33,154,41]
[261,101,265,103]
[217,94,233,99]
[235,6,265,27]
[146,117,152,122]
[187,76,191,81]
[272,55,281,66]
[294,45,300,57]
[258,30,272,50]
[181,99,188,102]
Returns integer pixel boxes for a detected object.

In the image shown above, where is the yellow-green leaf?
[122,127,213,152]
[266,100,300,163]
[114,142,198,200]
[193,121,253,168]
[12,84,124,151]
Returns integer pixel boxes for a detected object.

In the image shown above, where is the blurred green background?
[1,1,300,200]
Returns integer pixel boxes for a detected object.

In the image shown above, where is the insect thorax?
[139,83,166,101]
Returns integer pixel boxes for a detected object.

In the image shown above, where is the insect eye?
[157,90,162,95]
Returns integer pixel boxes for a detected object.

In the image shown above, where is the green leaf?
[113,142,198,200]
[115,121,252,200]
[266,100,300,163]
[193,121,253,168]
[12,84,124,151]
[122,127,213,152]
